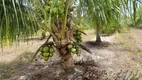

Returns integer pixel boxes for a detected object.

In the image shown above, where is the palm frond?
[78,0,141,30]
[0,0,39,46]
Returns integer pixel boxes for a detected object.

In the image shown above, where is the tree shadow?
[83,41,111,48]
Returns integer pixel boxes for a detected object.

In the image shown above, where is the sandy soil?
[0,29,142,80]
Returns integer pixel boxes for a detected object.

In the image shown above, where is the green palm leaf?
[0,0,39,46]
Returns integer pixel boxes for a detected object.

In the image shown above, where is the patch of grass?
[0,52,34,79]
[130,77,140,80]
[116,33,141,54]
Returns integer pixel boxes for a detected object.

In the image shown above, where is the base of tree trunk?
[61,54,75,69]
[96,35,102,43]
[40,32,46,40]
[95,39,102,43]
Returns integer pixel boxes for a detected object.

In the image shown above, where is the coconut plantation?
[0,0,142,80]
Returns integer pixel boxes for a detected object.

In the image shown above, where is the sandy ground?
[0,29,142,80]
[0,38,45,62]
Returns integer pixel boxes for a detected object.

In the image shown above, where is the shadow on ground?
[83,41,111,48]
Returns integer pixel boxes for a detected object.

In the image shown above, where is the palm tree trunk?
[58,43,75,69]
[55,32,75,69]
[61,52,74,69]
[40,31,46,40]
[96,25,102,43]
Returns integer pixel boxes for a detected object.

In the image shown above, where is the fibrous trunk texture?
[54,24,74,69]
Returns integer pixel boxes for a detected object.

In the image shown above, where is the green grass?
[116,32,142,54]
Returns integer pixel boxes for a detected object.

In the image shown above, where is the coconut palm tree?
[0,0,91,69]
[33,0,92,69]
[129,3,142,28]
[79,0,140,43]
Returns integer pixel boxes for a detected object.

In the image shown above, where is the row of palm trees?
[0,0,141,68]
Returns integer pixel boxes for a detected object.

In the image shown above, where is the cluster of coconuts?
[73,30,82,43]
[68,44,80,54]
[40,45,55,61]
[44,0,64,17]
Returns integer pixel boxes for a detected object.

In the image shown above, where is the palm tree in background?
[79,0,141,43]
[129,3,142,28]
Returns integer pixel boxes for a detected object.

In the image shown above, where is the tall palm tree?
[33,0,91,69]
[0,0,91,69]
[79,0,140,43]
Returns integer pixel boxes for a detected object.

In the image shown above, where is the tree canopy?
[0,0,141,44]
